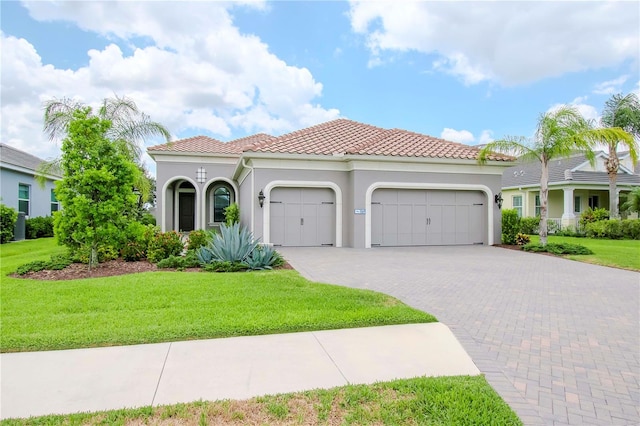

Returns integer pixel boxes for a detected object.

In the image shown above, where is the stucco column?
[561,187,575,228]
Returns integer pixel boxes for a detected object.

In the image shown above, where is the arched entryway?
[161,177,200,232]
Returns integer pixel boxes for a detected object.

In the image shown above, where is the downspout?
[241,158,255,234]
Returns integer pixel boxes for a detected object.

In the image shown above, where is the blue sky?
[2,1,638,175]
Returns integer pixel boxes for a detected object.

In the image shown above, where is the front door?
[178,192,195,232]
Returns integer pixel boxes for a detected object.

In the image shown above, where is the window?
[534,195,541,217]
[213,186,231,223]
[513,195,523,217]
[51,189,59,214]
[588,195,599,209]
[574,196,581,213]
[18,184,30,215]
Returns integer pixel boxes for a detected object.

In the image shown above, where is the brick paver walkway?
[280,246,640,426]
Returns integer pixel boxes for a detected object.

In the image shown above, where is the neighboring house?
[501,151,640,228]
[148,119,514,248]
[0,144,61,218]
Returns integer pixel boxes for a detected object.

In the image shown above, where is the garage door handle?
[300,218,304,225]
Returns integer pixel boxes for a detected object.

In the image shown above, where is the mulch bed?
[12,258,294,281]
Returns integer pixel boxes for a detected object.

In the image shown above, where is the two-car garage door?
[371,189,486,246]
[270,188,335,247]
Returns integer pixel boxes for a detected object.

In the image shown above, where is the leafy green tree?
[54,108,138,268]
[479,106,630,245]
[599,93,639,218]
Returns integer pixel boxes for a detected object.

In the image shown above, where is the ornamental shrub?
[147,230,184,263]
[224,203,240,227]
[620,219,640,240]
[519,217,540,235]
[501,209,520,245]
[523,243,593,255]
[515,233,531,245]
[187,229,209,251]
[579,207,609,228]
[25,216,54,239]
[0,203,17,243]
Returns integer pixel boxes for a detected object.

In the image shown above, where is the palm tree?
[43,95,171,162]
[599,93,639,218]
[478,106,631,245]
[621,187,640,214]
[40,95,171,203]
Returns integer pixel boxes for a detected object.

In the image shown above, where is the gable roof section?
[246,119,512,161]
[148,119,513,161]
[148,133,275,155]
[0,143,61,177]
[502,152,640,188]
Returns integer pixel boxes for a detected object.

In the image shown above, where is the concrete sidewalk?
[0,323,479,420]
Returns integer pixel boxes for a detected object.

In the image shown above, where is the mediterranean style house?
[148,119,514,248]
[501,151,640,228]
[0,144,61,218]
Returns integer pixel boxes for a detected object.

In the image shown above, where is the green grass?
[0,239,435,353]
[0,376,522,425]
[528,235,640,271]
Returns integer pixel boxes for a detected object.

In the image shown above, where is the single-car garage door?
[371,189,486,246]
[270,187,335,247]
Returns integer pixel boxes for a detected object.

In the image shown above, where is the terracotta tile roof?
[246,119,512,161]
[148,119,513,161]
[148,133,275,155]
[245,119,387,155]
[148,136,226,153]
[347,128,512,161]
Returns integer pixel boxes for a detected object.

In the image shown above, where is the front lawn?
[0,239,435,352]
[528,235,640,271]
[0,376,522,426]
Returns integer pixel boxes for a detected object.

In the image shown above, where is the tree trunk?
[607,145,620,218]
[539,160,549,246]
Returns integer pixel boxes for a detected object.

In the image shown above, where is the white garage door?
[371,189,486,246]
[270,187,335,247]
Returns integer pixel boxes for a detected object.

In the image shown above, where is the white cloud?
[547,97,600,122]
[2,1,340,172]
[478,130,494,145]
[593,75,629,95]
[441,128,475,144]
[441,128,494,146]
[348,1,639,86]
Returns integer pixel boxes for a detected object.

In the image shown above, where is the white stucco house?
[148,119,514,248]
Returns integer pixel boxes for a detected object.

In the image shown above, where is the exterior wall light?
[495,192,503,209]
[258,190,265,208]
[196,167,207,184]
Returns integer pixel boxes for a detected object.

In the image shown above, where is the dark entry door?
[178,192,195,232]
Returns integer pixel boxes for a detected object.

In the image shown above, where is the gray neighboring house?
[148,119,514,248]
[501,151,640,228]
[0,144,61,218]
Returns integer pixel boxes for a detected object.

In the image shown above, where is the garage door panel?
[270,187,335,247]
[371,189,486,247]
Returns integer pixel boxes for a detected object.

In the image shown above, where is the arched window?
[213,186,231,223]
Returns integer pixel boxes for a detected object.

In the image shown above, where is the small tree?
[54,108,138,268]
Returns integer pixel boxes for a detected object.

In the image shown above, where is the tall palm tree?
[43,95,171,162]
[599,93,639,218]
[40,95,171,203]
[478,106,631,245]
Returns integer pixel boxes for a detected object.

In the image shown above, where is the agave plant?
[245,244,280,270]
[196,224,283,271]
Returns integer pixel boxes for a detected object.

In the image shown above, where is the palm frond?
[478,136,539,164]
[601,93,640,138]
[43,98,83,142]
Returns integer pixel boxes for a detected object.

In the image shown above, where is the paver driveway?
[279,246,639,426]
